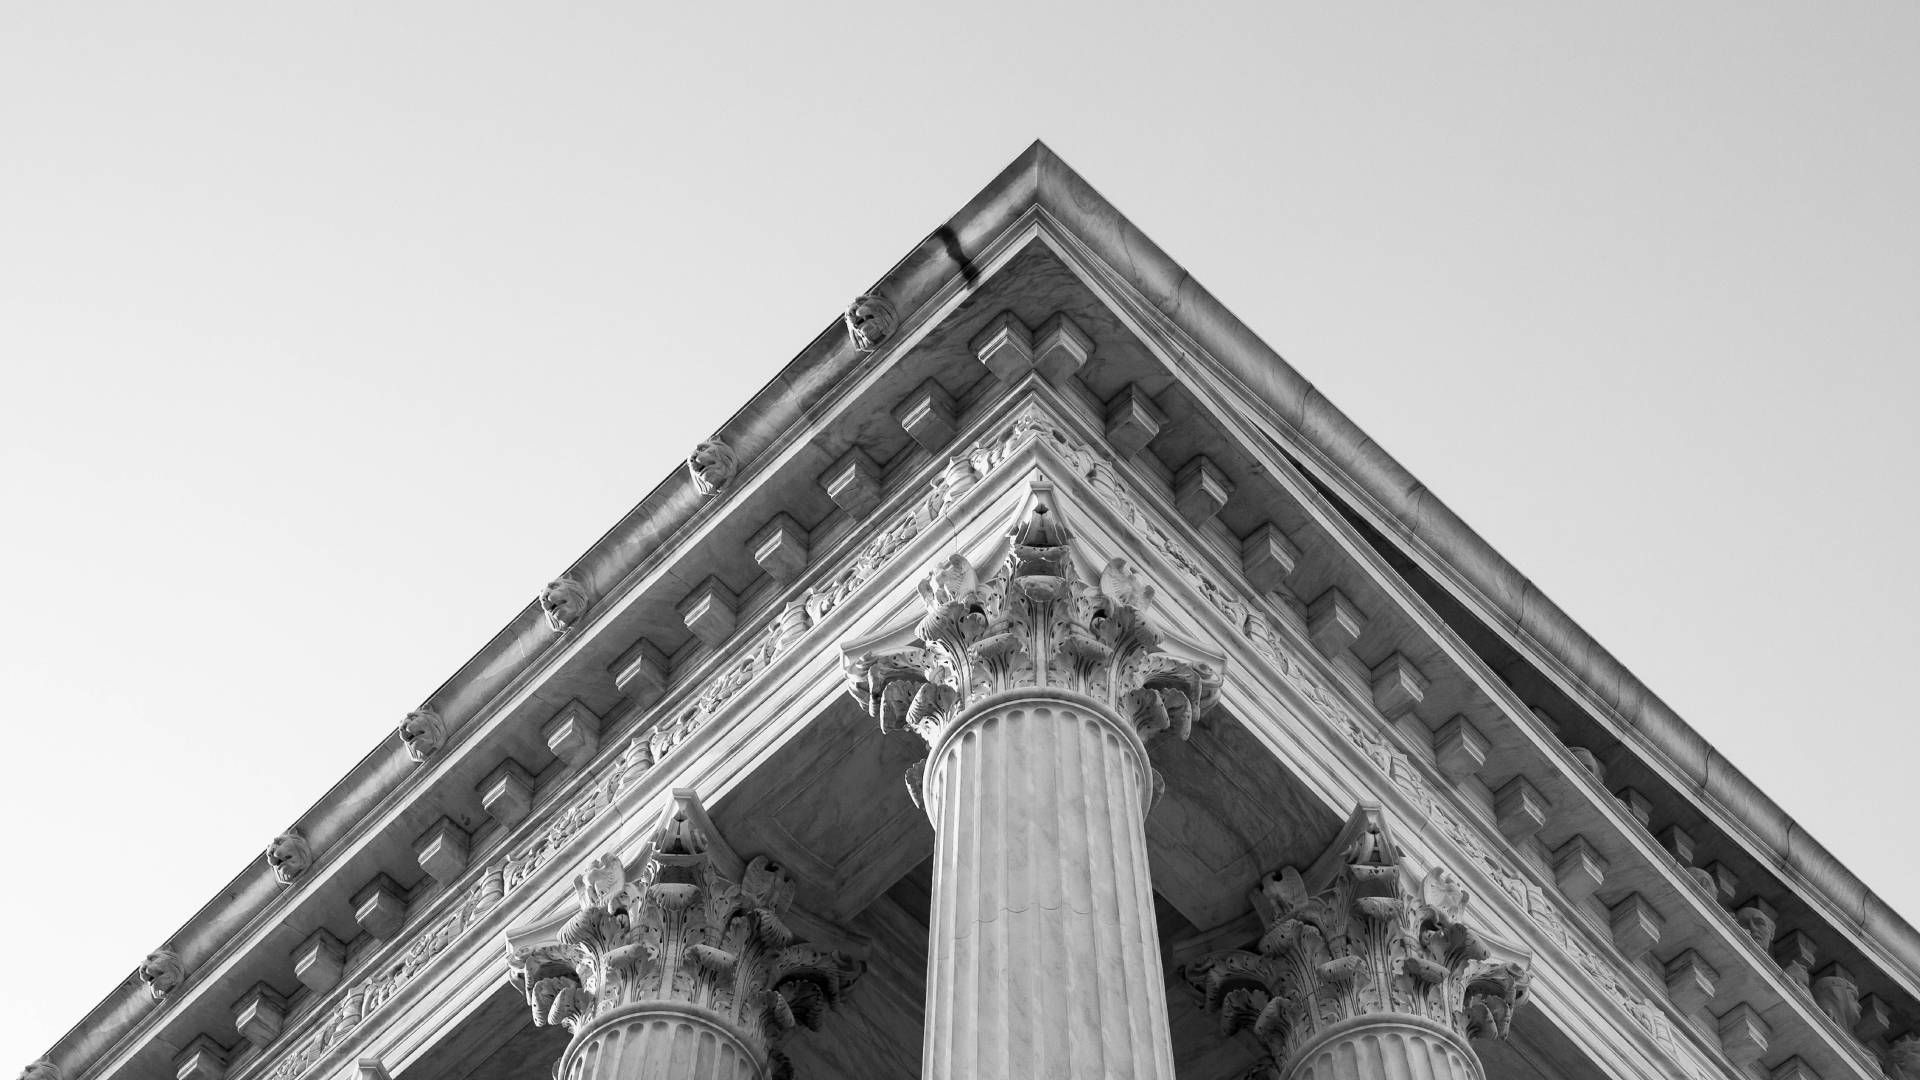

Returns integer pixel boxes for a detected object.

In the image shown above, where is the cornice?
[1025,194,1914,1056]
[1010,142,1920,1003]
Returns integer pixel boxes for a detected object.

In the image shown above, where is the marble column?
[558,1005,762,1080]
[847,482,1224,1080]
[1282,1016,1481,1080]
[505,795,860,1080]
[921,690,1168,1078]
[1185,807,1531,1080]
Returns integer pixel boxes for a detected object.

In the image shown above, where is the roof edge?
[1017,139,1920,987]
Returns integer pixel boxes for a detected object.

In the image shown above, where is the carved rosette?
[138,947,185,999]
[507,805,860,1080]
[844,481,1221,801]
[265,828,314,885]
[1185,809,1531,1079]
[398,708,446,762]
[540,577,591,632]
[843,294,896,351]
[687,439,739,496]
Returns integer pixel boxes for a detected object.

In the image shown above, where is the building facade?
[23,143,1920,1080]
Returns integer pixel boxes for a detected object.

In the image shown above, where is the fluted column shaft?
[921,690,1176,1080]
[1284,1016,1482,1080]
[559,1003,762,1080]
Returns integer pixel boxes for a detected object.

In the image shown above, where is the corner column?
[922,690,1167,1078]
[847,481,1224,1080]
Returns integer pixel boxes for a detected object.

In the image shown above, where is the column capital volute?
[1184,805,1533,1078]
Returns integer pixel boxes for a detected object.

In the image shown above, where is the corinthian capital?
[1184,807,1532,1074]
[845,480,1224,763]
[504,793,861,1075]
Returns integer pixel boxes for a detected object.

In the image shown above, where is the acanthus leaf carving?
[505,797,860,1073]
[1185,807,1532,1073]
[845,478,1223,760]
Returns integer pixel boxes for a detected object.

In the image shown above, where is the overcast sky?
[4,2,1917,1065]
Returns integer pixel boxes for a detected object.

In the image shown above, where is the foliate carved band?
[1185,808,1532,1077]
[506,804,860,1080]
[845,480,1222,803]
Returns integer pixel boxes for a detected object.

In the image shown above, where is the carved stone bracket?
[504,792,861,1080]
[843,479,1224,806]
[1184,807,1533,1078]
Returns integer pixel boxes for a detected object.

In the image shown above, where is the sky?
[3,2,1917,1066]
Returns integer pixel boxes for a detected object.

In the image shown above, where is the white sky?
[3,2,1917,1064]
